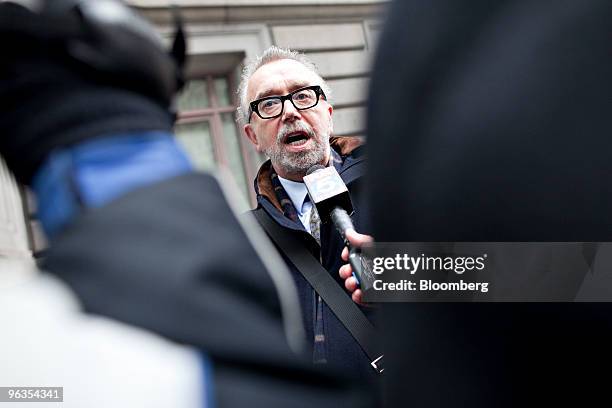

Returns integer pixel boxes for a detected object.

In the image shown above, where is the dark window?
[175,75,264,209]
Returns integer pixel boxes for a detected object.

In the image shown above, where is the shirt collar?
[277,176,310,215]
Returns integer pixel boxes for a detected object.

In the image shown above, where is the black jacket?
[43,172,372,408]
[368,0,612,406]
[251,136,378,383]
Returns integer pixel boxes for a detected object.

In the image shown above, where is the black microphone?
[303,165,373,290]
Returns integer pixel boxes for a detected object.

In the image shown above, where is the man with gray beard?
[237,46,376,383]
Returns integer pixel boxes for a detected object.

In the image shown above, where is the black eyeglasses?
[249,85,326,122]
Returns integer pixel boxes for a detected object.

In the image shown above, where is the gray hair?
[236,46,332,126]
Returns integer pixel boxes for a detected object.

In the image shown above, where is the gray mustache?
[277,122,315,143]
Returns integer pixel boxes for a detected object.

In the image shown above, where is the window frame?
[175,74,260,207]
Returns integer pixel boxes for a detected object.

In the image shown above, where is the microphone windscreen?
[303,165,354,223]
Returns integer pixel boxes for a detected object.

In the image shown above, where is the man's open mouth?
[283,131,310,146]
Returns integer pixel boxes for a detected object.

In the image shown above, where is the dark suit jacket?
[367,1,612,406]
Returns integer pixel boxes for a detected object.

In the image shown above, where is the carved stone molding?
[131,1,387,25]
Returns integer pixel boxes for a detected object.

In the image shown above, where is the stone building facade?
[0,0,386,260]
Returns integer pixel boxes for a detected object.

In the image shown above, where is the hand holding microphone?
[303,164,375,295]
[340,229,373,304]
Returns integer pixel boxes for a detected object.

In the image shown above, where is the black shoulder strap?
[253,208,384,373]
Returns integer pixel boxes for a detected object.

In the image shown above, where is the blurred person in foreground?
[237,46,379,383]
[362,0,612,406]
[0,1,373,407]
